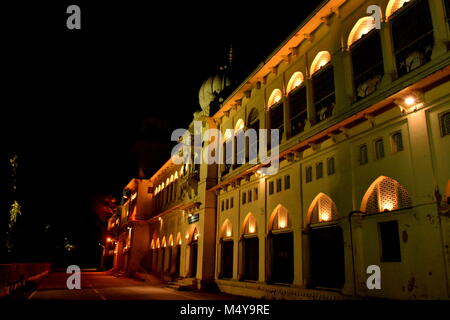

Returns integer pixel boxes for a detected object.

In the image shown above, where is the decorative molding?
[364,114,375,127]
[304,33,314,43]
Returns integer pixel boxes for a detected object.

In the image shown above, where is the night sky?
[2,1,323,265]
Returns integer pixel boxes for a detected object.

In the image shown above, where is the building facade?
[107,0,450,299]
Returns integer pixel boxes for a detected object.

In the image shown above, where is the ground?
[24,271,248,300]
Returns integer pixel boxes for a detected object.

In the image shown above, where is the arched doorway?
[307,193,344,289]
[241,213,259,281]
[219,219,233,279]
[190,229,199,278]
[268,205,293,284]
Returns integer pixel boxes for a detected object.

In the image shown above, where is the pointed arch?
[268,204,290,230]
[242,213,257,235]
[168,234,174,247]
[307,193,338,224]
[361,176,412,213]
[156,237,160,249]
[347,17,377,47]
[268,89,283,108]
[161,236,167,248]
[176,232,182,245]
[191,228,199,242]
[287,72,305,93]
[220,219,233,238]
[150,239,155,249]
[310,51,331,75]
[235,119,245,132]
[386,0,412,19]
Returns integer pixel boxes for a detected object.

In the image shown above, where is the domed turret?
[198,45,236,111]
[199,66,232,110]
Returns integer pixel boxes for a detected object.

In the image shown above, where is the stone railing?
[0,262,51,298]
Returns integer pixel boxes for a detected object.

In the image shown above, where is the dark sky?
[2,1,323,261]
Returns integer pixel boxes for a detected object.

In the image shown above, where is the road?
[27,271,247,300]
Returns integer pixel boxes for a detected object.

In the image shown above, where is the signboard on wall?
[188,213,200,224]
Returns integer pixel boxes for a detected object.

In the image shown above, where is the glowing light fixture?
[395,92,424,114]
[106,237,112,243]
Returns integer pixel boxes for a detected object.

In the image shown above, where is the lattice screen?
[364,177,412,214]
[310,194,338,223]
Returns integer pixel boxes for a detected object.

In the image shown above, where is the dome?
[199,66,232,110]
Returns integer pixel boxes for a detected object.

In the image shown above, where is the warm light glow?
[158,217,162,221]
[268,89,283,108]
[131,192,137,201]
[247,214,256,234]
[106,237,112,243]
[224,129,233,142]
[185,233,189,240]
[235,119,245,132]
[319,211,331,222]
[170,240,174,246]
[382,203,394,212]
[347,17,377,47]
[311,51,331,75]
[226,229,232,237]
[405,96,416,106]
[179,238,182,245]
[194,232,199,241]
[386,0,411,19]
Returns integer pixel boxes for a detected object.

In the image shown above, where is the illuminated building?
[108,0,450,299]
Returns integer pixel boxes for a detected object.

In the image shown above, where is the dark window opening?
[351,30,384,100]
[269,102,284,140]
[242,192,247,204]
[248,190,252,202]
[247,109,260,162]
[289,85,308,136]
[243,237,259,281]
[442,112,450,136]
[312,64,335,123]
[284,175,291,190]
[276,178,282,193]
[391,0,434,77]
[271,232,294,284]
[359,144,368,165]
[221,240,234,279]
[392,132,404,152]
[379,221,402,262]
[306,166,313,183]
[316,162,323,179]
[269,181,274,195]
[375,139,385,159]
[327,157,335,176]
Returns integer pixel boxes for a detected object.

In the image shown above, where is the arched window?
[222,129,233,176]
[247,109,259,162]
[162,236,167,248]
[156,238,160,249]
[150,239,155,249]
[268,89,284,139]
[310,51,335,123]
[242,213,258,281]
[287,72,307,136]
[176,232,182,246]
[269,204,290,230]
[234,119,245,168]
[361,176,412,213]
[386,0,412,19]
[349,17,384,100]
[268,205,293,284]
[388,0,434,77]
[286,72,304,94]
[308,193,338,224]
[220,219,233,279]
[168,234,174,247]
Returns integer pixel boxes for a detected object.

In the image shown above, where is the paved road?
[27,271,246,300]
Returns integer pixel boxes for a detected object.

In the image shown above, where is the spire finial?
[228,44,233,67]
